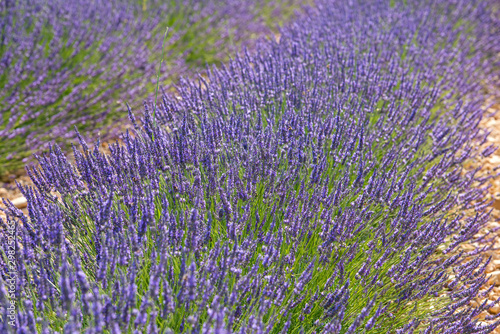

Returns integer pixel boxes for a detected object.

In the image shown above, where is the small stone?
[461,244,475,251]
[11,196,27,209]
[487,264,496,273]
[488,271,500,286]
[489,305,500,315]
[489,155,500,165]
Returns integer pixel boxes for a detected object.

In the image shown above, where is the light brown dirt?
[0,174,30,221]
[460,98,500,331]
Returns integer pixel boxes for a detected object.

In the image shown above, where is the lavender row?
[0,0,300,176]
[1,0,499,332]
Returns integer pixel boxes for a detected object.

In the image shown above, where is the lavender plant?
[0,0,301,177]
[1,0,499,332]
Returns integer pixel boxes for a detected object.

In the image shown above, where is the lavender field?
[1,0,500,333]
[0,0,298,176]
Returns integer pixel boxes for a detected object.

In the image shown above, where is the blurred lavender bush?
[1,0,500,332]
[0,0,301,177]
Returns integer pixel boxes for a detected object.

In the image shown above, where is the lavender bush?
[0,0,301,177]
[1,0,499,332]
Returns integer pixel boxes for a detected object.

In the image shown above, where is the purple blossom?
[0,0,499,332]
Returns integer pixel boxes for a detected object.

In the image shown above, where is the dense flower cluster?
[0,0,298,176]
[1,0,499,332]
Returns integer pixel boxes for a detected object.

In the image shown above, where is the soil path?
[463,98,500,330]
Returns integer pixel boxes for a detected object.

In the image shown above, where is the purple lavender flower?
[1,0,499,332]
